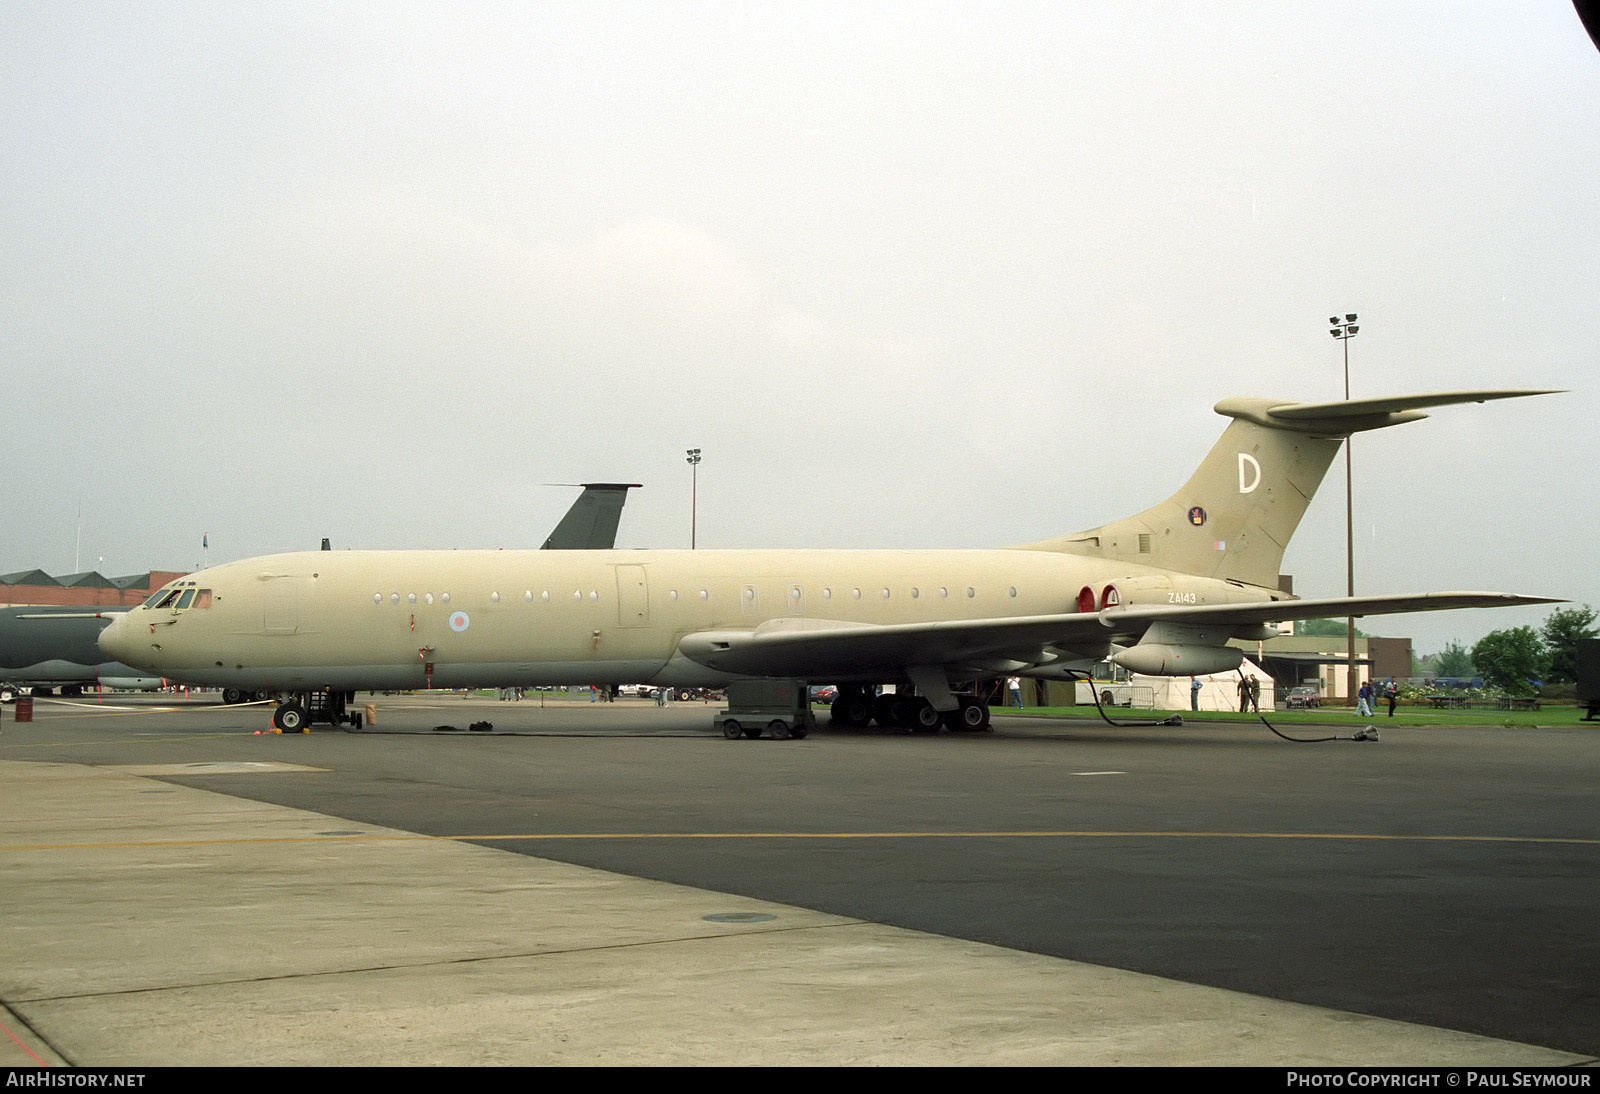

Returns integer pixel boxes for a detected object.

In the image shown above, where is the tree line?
[1432,606,1596,695]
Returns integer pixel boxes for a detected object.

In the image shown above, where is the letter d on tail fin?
[1016,389,1556,589]
[1237,452,1261,494]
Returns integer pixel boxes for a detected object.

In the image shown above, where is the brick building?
[0,569,189,609]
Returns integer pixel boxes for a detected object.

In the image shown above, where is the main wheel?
[831,693,873,728]
[948,698,988,731]
[911,701,942,732]
[274,703,307,732]
[873,694,909,727]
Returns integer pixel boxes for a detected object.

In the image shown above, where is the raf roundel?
[449,611,470,633]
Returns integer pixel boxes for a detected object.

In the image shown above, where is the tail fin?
[1017,390,1555,589]
[540,483,641,550]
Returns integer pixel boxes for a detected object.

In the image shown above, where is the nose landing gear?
[271,689,363,732]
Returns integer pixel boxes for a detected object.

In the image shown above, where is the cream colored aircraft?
[99,390,1557,731]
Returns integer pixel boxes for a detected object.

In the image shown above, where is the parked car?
[1285,686,1322,709]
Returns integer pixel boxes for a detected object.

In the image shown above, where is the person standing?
[1190,676,1202,711]
[1249,675,1261,713]
[1008,676,1023,708]
[1238,675,1250,713]
[1356,680,1373,717]
[1384,677,1398,717]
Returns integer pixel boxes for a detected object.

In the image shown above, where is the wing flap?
[1103,591,1560,630]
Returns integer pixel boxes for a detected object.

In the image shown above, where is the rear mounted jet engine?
[1095,574,1281,612]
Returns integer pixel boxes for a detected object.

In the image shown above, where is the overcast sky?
[3,1,1594,654]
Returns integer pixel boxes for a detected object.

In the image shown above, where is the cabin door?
[261,575,310,635]
[614,565,649,628]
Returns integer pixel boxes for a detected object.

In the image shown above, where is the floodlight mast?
[686,448,702,549]
[1329,313,1360,707]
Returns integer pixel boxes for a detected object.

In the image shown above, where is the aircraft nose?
[97,612,138,665]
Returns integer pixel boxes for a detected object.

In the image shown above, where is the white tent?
[1106,659,1275,712]
[1171,658,1274,713]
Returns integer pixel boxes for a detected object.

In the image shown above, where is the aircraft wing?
[1095,591,1561,634]
[680,613,1114,677]
[676,591,1558,679]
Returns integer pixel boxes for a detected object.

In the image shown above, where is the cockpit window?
[142,582,209,612]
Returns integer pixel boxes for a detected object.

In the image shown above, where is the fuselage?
[97,547,1273,692]
[0,607,164,692]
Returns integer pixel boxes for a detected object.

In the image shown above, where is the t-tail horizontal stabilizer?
[1019,388,1558,589]
[1218,388,1563,437]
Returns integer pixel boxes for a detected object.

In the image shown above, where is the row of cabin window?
[374,586,1022,606]
[374,590,597,605]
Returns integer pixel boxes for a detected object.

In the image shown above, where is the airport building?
[0,569,188,609]
[1241,634,1412,701]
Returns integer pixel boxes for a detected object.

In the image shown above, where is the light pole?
[685,448,702,549]
[1329,314,1360,708]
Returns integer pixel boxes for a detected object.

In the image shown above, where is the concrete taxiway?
[1,694,1595,1066]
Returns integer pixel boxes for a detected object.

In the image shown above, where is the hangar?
[0,568,188,610]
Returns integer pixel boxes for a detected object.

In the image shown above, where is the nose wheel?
[272,700,308,732]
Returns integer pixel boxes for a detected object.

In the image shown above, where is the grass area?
[1008,704,1597,728]
[420,689,1594,727]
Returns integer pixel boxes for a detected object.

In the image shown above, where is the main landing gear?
[271,689,363,732]
[828,685,991,733]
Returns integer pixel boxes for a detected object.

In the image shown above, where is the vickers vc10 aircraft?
[99,390,1557,731]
